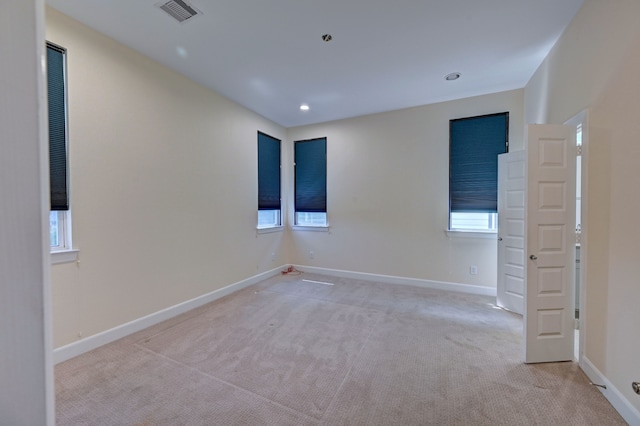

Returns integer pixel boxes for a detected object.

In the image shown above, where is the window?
[257,132,281,228]
[294,137,327,226]
[575,123,582,234]
[47,42,71,251]
[50,211,70,250]
[449,112,508,231]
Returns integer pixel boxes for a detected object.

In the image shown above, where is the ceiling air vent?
[157,0,202,23]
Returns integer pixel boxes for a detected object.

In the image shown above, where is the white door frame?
[564,110,589,365]
[0,0,54,424]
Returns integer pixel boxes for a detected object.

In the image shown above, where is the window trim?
[256,226,284,235]
[51,249,79,265]
[445,229,497,239]
[292,225,330,232]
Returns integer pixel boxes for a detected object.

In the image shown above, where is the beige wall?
[47,8,287,348]
[287,90,523,287]
[49,4,524,348]
[525,0,640,413]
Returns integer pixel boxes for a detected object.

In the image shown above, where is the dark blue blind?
[257,132,281,210]
[47,43,69,211]
[295,138,326,213]
[449,112,508,213]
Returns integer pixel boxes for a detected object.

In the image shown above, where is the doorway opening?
[565,110,588,362]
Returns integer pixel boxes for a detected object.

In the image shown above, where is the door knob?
[529,255,538,260]
[498,237,503,241]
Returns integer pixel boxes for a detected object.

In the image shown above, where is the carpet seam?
[133,343,321,424]
[318,310,383,422]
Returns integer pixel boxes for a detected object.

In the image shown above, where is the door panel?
[497,151,525,315]
[524,124,576,363]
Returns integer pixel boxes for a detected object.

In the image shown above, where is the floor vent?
[157,0,202,23]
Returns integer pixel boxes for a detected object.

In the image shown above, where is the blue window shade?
[257,132,281,210]
[450,112,508,213]
[47,43,69,211]
[295,138,327,213]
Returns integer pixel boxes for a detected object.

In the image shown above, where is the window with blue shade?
[294,137,327,226]
[449,112,508,231]
[257,132,281,228]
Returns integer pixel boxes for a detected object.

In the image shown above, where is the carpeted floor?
[55,273,627,425]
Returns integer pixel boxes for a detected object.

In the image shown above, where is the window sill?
[51,249,79,265]
[292,225,330,232]
[445,230,497,239]
[256,226,284,235]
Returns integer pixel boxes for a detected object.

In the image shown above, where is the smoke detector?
[156,0,202,23]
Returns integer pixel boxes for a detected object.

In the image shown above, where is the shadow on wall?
[583,124,611,370]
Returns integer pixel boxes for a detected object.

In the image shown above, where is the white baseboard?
[293,265,497,297]
[53,265,495,364]
[53,266,284,364]
[581,356,640,425]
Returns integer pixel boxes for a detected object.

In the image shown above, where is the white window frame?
[257,209,283,233]
[449,211,498,232]
[295,212,328,227]
[50,210,78,264]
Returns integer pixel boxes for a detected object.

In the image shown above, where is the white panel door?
[524,124,576,364]
[497,150,526,315]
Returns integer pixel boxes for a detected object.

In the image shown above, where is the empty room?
[2,0,640,424]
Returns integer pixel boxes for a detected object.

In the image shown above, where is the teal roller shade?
[47,43,69,211]
[257,132,281,210]
[450,112,508,213]
[295,138,326,213]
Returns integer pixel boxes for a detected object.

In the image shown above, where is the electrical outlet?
[271,252,276,261]
[470,265,478,275]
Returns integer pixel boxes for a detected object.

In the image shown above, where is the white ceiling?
[46,0,583,128]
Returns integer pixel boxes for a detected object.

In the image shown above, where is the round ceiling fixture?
[445,72,461,81]
[321,34,333,42]
[300,104,310,111]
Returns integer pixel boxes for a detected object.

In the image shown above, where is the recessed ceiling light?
[445,72,461,81]
[300,104,310,111]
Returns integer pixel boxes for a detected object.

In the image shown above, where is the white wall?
[0,0,54,424]
[287,90,523,288]
[47,8,287,348]
[525,0,640,416]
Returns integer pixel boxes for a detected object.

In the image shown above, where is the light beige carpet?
[55,273,626,425]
